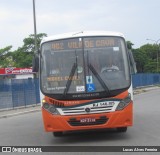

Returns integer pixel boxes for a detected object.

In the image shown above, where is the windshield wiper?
[63,63,77,96]
[88,63,110,95]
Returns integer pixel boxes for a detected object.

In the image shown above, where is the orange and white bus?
[33,31,136,136]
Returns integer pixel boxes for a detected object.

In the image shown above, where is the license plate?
[80,118,96,123]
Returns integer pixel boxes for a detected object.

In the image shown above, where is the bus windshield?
[40,36,130,100]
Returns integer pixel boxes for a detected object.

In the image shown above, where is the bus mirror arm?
[128,50,137,74]
[32,53,39,72]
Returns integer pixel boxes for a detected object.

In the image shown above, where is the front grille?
[68,116,108,126]
[57,100,119,115]
[62,106,112,115]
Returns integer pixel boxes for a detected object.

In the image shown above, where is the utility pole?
[33,0,38,53]
[32,0,39,78]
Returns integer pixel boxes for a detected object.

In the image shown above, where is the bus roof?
[41,31,125,43]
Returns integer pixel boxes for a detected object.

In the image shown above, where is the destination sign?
[51,37,117,51]
[47,75,80,81]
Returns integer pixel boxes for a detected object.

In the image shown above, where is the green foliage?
[11,50,33,67]
[140,44,158,60]
[132,43,160,73]
[0,33,47,68]
[12,33,47,68]
[0,46,13,67]
[132,49,147,73]
[22,33,47,53]
[144,61,157,73]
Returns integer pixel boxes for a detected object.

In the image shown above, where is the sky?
[1,0,160,50]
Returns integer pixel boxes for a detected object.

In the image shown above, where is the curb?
[133,86,160,95]
[0,108,41,119]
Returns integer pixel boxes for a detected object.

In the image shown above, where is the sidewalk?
[0,85,160,119]
[0,104,41,119]
[133,85,160,95]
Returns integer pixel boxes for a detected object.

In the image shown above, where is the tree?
[22,33,47,53]
[140,44,158,60]
[12,33,47,68]
[140,44,159,73]
[144,61,157,73]
[0,46,13,67]
[132,48,148,73]
[132,44,159,73]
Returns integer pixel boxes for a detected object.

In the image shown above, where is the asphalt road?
[0,88,160,147]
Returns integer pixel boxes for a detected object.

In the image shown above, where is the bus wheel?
[53,132,63,137]
[117,127,127,132]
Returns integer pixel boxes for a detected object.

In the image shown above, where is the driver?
[101,54,119,73]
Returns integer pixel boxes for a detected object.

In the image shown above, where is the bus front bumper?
[42,102,133,132]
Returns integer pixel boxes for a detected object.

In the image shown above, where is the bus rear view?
[35,31,134,137]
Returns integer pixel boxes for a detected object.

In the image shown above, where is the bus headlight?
[116,94,131,111]
[42,100,60,115]
[49,106,56,113]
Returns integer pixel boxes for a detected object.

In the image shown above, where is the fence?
[132,73,160,88]
[0,78,40,110]
[0,74,160,110]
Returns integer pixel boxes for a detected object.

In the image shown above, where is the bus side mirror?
[32,53,39,72]
[128,50,137,74]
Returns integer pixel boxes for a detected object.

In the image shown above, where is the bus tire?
[53,132,63,137]
[117,127,127,132]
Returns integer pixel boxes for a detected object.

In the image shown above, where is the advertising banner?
[0,67,33,75]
